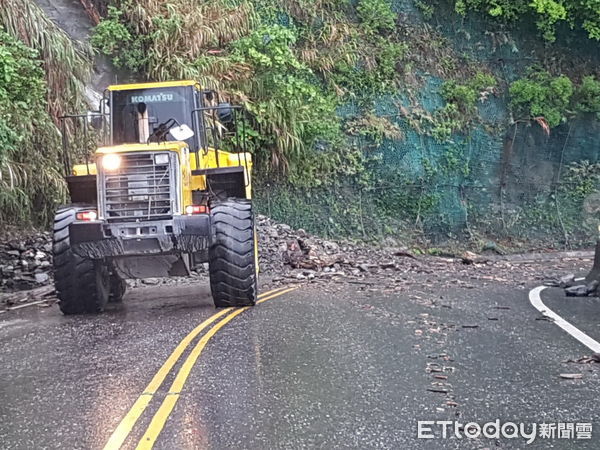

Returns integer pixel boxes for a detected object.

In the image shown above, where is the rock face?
[34,0,124,95]
[1,232,53,292]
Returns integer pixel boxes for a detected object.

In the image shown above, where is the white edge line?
[529,285,600,353]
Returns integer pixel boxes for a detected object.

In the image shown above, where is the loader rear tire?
[209,199,257,307]
[53,206,110,315]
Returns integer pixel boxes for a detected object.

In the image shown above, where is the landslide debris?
[0,216,594,308]
[254,215,591,296]
[1,231,53,293]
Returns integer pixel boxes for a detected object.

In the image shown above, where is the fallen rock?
[460,251,479,265]
[358,264,370,273]
[559,273,576,288]
[34,273,49,284]
[565,284,590,297]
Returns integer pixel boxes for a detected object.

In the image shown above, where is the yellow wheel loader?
[53,80,258,314]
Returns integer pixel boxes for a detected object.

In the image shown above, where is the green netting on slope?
[264,85,599,244]
[256,0,600,247]
[477,95,508,125]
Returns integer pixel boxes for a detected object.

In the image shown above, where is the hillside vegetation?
[0,0,91,224]
[1,0,599,248]
[89,0,600,182]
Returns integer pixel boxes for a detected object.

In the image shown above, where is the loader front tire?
[53,206,110,315]
[209,199,257,307]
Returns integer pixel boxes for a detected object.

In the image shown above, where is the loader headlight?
[102,154,121,171]
[154,154,169,165]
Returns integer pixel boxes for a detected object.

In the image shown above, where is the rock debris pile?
[0,232,53,293]
[256,215,420,282]
[0,216,595,304]
[551,273,599,297]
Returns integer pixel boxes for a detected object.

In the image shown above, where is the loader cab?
[107,82,201,150]
[104,81,237,156]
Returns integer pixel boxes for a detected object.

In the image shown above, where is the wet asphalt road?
[1,263,600,449]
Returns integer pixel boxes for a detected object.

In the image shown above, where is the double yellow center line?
[103,286,296,450]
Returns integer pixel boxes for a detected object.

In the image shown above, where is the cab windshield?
[110,86,197,149]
